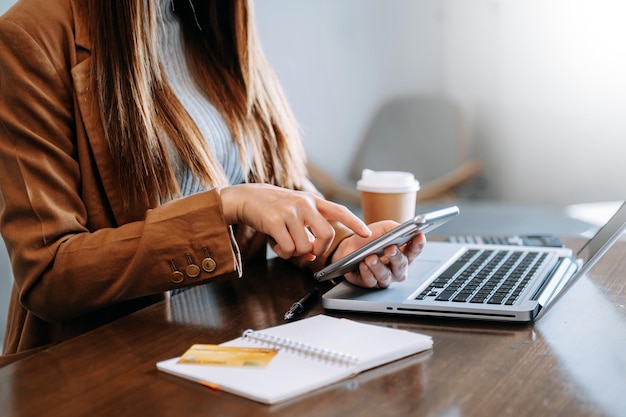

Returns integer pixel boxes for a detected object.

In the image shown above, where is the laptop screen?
[575,200,626,275]
[535,200,625,319]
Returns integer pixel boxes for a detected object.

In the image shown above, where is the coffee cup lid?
[356,169,420,193]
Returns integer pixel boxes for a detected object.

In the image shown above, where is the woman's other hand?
[332,221,426,289]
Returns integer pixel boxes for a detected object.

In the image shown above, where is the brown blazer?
[0,0,350,362]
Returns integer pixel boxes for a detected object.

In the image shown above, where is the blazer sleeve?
[0,4,242,323]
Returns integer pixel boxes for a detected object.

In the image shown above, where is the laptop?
[323,200,626,322]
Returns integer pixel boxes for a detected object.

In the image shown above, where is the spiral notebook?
[156,315,433,404]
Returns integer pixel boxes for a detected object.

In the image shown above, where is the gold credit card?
[177,344,278,368]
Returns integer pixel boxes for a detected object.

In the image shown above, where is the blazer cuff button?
[186,264,201,278]
[202,258,216,273]
[171,271,184,284]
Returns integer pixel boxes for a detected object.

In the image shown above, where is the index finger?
[315,199,372,238]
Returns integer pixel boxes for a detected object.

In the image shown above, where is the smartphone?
[313,205,460,282]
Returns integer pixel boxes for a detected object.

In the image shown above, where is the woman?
[0,0,424,359]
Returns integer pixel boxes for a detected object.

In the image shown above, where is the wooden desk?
[1,239,625,417]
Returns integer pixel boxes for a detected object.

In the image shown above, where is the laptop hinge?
[533,256,579,310]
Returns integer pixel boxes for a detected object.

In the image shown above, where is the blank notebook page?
[157,314,433,404]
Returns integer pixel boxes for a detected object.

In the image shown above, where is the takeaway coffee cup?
[356,169,420,224]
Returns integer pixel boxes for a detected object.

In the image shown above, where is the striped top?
[156,0,245,196]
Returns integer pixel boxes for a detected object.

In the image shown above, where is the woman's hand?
[331,221,426,289]
[219,184,372,260]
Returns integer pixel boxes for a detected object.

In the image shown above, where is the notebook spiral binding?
[242,329,359,367]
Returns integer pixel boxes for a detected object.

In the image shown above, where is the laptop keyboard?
[416,249,548,305]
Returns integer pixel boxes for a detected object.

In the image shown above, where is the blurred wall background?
[255,0,626,206]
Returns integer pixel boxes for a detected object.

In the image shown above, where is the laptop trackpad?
[408,259,442,280]
[327,259,443,303]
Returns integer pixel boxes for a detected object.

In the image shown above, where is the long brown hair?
[90,0,306,204]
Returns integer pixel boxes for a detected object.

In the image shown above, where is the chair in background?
[308,94,483,206]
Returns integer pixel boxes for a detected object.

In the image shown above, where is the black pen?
[284,288,320,321]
